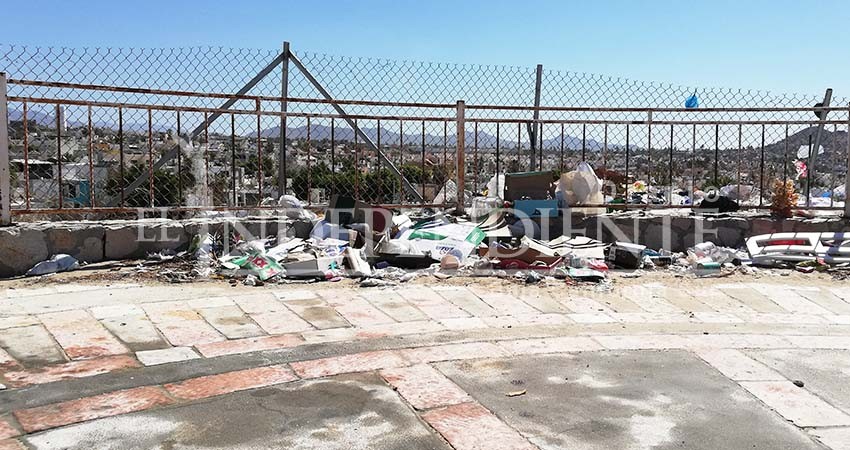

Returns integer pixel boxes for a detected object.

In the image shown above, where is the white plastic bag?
[557,162,604,211]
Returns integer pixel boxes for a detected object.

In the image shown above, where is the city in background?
[1,43,848,217]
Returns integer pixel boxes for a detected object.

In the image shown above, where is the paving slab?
[0,326,66,366]
[24,373,450,450]
[437,351,822,450]
[281,298,350,330]
[197,306,265,339]
[98,314,168,352]
[747,348,850,416]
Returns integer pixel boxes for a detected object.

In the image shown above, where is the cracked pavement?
[2,275,850,449]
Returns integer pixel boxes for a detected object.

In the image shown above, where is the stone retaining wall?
[1,213,848,278]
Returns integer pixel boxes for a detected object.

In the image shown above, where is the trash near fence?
[17,162,850,282]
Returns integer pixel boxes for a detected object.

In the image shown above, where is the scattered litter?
[568,268,606,282]
[84,184,842,288]
[360,278,396,287]
[26,254,80,276]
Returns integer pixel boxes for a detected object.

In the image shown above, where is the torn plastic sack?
[26,254,79,276]
[278,195,317,221]
[556,162,604,213]
[223,253,284,281]
[485,174,506,199]
[399,217,486,261]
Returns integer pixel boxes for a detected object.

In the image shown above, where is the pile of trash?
[17,165,850,284]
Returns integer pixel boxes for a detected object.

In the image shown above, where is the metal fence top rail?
[9,95,850,126]
[8,78,850,115]
[7,96,457,122]
[7,78,459,109]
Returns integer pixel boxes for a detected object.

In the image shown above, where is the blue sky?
[2,0,848,98]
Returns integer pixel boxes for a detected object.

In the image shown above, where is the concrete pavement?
[1,276,850,448]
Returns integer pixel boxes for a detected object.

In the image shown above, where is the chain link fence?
[2,43,848,221]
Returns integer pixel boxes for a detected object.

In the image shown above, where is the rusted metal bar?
[9,97,454,122]
[10,203,460,216]
[783,124,789,183]
[538,123,543,171]
[845,103,850,217]
[516,122,520,171]
[581,124,587,162]
[465,117,847,126]
[87,105,94,207]
[331,118,336,173]
[668,124,674,204]
[625,124,630,198]
[0,73,9,225]
[443,120,448,168]
[421,120,426,204]
[376,119,382,173]
[8,78,457,109]
[473,121,479,193]
[456,100,466,214]
[5,202,842,216]
[23,100,30,210]
[691,124,696,203]
[398,120,404,203]
[56,104,63,210]
[307,116,312,206]
[737,124,743,203]
[176,111,182,203]
[560,123,564,172]
[354,119,359,200]
[13,79,850,117]
[464,103,850,113]
[713,124,719,186]
[118,106,125,207]
[204,111,210,204]
[147,108,154,207]
[830,124,837,208]
[230,113,237,206]
[602,124,608,195]
[647,121,652,194]
[11,97,849,127]
[280,41,290,200]
[495,123,501,194]
[256,99,263,202]
[759,124,765,208]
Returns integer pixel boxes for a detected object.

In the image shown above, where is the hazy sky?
[2,0,847,99]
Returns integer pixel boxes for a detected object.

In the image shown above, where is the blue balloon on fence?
[685,92,699,109]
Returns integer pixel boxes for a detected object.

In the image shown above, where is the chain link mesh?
[2,43,847,220]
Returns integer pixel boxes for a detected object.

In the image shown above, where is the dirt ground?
[1,256,845,295]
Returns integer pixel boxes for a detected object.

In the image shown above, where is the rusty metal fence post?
[845,102,850,218]
[0,72,11,226]
[279,41,290,198]
[455,100,466,214]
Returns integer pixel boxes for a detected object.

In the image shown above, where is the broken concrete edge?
[0,217,295,278]
[1,213,849,279]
